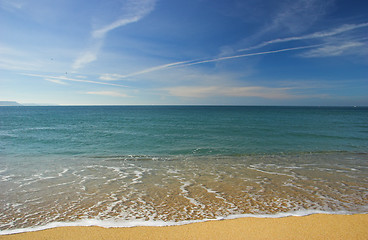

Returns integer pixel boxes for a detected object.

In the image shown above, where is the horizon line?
[0,102,365,108]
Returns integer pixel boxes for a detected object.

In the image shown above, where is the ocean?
[0,106,367,234]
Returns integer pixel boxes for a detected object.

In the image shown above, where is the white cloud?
[165,86,219,98]
[0,44,42,71]
[99,73,123,81]
[92,0,156,39]
[99,59,196,81]
[86,91,130,98]
[23,73,128,87]
[96,21,368,82]
[92,16,142,39]
[102,44,321,79]
[72,46,99,70]
[112,24,367,77]
[182,45,321,66]
[75,75,88,79]
[269,0,332,34]
[44,78,68,85]
[301,41,366,58]
[164,86,298,99]
[240,22,368,52]
[0,58,40,71]
[72,0,156,70]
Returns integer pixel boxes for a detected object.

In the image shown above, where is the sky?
[0,0,367,106]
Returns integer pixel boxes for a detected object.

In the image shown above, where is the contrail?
[122,59,199,78]
[23,73,129,87]
[118,43,324,77]
[100,58,203,80]
[104,22,368,80]
[238,22,368,52]
[178,44,324,67]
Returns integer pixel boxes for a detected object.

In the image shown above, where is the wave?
[82,151,368,165]
[0,210,357,236]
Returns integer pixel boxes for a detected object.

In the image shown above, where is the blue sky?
[1,0,367,105]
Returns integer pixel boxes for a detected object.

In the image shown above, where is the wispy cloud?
[239,22,368,52]
[44,78,68,85]
[72,42,101,70]
[180,45,323,66]
[23,73,128,87]
[99,59,198,81]
[85,91,130,98]
[0,44,42,71]
[268,0,333,34]
[99,22,368,81]
[301,41,366,58]
[72,0,156,70]
[92,0,155,39]
[0,58,41,71]
[164,86,308,99]
[100,44,323,81]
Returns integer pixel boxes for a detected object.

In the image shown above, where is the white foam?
[0,210,355,236]
[131,170,143,184]
[179,181,203,207]
[201,185,238,212]
[167,169,179,174]
[58,168,69,177]
[0,132,17,138]
[248,164,296,178]
[1,174,15,182]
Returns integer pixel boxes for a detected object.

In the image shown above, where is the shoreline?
[1,214,367,240]
[0,210,356,235]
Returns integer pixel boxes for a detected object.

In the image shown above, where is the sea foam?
[0,210,353,236]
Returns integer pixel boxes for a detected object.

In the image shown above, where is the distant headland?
[0,101,23,106]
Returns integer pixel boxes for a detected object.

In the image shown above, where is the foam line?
[0,210,354,236]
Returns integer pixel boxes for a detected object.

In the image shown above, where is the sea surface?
[0,106,367,234]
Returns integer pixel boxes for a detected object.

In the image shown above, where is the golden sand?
[1,214,367,240]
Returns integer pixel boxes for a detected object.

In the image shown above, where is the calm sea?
[0,106,367,233]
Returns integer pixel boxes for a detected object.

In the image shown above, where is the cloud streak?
[268,0,333,34]
[102,44,323,80]
[99,59,199,81]
[301,41,365,58]
[100,22,368,81]
[72,42,101,70]
[86,91,129,98]
[164,86,307,99]
[72,0,156,70]
[92,0,155,39]
[179,44,323,66]
[23,73,128,87]
[239,22,368,52]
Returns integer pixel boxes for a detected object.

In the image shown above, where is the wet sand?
[1,214,367,240]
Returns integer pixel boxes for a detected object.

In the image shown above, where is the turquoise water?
[1,106,367,156]
[0,106,367,232]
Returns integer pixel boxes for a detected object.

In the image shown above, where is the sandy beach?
[1,214,367,240]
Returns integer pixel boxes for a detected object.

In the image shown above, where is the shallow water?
[1,152,367,231]
[0,106,367,232]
